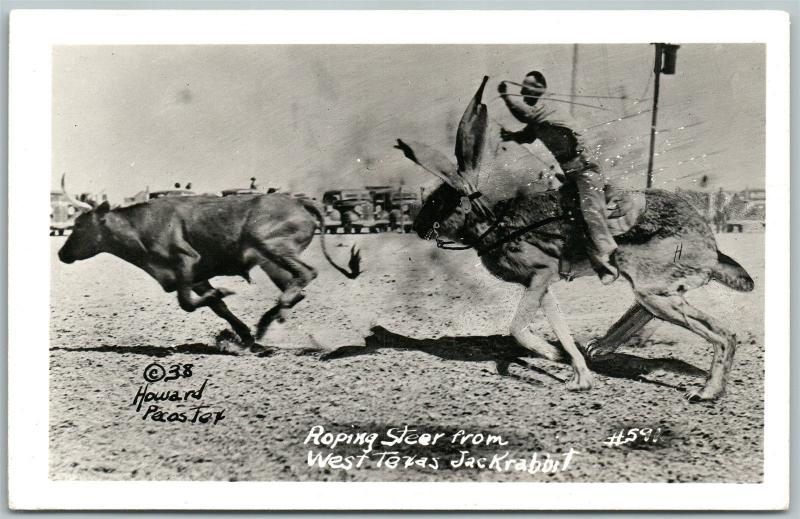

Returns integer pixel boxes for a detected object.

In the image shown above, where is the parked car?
[389,191,421,233]
[322,189,376,233]
[50,191,76,236]
[149,189,196,199]
[221,188,261,197]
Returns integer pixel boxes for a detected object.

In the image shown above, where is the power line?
[582,109,653,131]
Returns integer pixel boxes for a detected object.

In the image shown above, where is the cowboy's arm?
[498,82,549,125]
[502,96,549,126]
[500,125,537,144]
[498,83,547,144]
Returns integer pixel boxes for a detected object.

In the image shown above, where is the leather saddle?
[603,185,646,236]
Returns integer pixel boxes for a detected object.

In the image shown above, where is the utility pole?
[646,43,680,188]
[570,44,579,117]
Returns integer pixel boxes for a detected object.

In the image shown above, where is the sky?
[52,44,765,203]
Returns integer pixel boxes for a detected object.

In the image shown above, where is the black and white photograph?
[8,10,790,510]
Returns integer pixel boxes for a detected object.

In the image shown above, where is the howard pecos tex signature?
[131,362,226,425]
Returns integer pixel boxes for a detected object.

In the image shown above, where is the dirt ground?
[49,231,764,482]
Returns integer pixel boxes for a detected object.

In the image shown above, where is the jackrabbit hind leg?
[634,290,735,402]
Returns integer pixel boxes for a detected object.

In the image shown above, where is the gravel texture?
[50,232,764,482]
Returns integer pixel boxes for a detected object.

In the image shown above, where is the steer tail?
[299,199,361,279]
[711,250,754,292]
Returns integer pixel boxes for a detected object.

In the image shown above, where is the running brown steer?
[57,176,361,350]
[397,77,754,402]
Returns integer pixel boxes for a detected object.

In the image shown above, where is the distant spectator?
[713,188,728,233]
[389,208,403,232]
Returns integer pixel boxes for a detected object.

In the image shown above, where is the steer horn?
[61,174,93,212]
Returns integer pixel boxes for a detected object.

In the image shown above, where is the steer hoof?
[215,329,277,357]
[215,287,235,299]
[248,343,277,357]
[215,329,249,354]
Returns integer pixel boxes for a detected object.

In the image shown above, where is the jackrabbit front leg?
[509,274,593,391]
[541,289,594,391]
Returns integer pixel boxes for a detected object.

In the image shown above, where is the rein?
[434,201,512,251]
[476,214,566,256]
[432,196,568,256]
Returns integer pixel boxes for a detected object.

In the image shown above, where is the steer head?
[396,76,494,244]
[57,174,111,264]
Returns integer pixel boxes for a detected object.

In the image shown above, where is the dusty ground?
[50,231,764,482]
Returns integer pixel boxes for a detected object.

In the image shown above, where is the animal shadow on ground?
[319,326,707,391]
[51,343,228,358]
[51,330,277,358]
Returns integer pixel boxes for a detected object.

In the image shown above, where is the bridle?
[426,191,490,251]
[426,191,567,256]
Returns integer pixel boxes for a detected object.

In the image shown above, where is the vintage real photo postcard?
[8,9,790,510]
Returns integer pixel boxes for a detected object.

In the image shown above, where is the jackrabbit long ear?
[395,139,458,187]
[455,76,489,175]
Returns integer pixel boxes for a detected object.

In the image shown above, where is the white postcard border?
[8,9,790,510]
